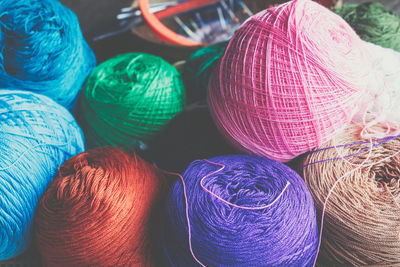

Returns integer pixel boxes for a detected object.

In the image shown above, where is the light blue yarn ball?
[0,90,85,260]
[0,0,96,110]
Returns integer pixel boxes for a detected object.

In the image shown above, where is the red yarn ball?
[208,0,372,162]
[34,147,166,266]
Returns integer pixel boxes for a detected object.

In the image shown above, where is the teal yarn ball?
[0,0,96,110]
[0,90,84,260]
[334,2,400,52]
[79,53,186,150]
[182,41,228,104]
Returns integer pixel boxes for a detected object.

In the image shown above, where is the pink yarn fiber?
[208,0,372,162]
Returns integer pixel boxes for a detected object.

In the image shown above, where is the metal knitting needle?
[117,3,175,21]
[189,19,201,32]
[95,2,177,41]
[195,12,205,26]
[229,0,234,10]
[217,6,227,30]
[220,0,236,21]
[119,2,176,14]
[120,7,134,13]
[195,11,213,42]
[238,0,253,16]
[173,16,201,42]
[189,19,206,41]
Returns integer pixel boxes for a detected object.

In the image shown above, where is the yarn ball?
[208,0,372,162]
[363,41,400,120]
[334,2,400,52]
[0,0,96,110]
[34,147,167,266]
[182,41,228,104]
[162,154,319,266]
[78,53,186,150]
[0,90,84,260]
[143,102,237,173]
[302,124,400,265]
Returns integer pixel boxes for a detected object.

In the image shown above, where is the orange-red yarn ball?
[34,147,166,266]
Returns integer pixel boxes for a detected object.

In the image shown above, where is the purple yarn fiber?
[161,154,319,266]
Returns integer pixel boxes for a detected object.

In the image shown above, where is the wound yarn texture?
[302,124,400,266]
[334,2,400,52]
[0,0,96,110]
[35,147,167,267]
[78,53,186,150]
[0,90,84,260]
[208,0,371,162]
[162,154,319,266]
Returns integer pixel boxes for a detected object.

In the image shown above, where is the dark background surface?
[58,0,400,63]
[61,0,131,39]
[59,0,295,63]
[60,0,198,63]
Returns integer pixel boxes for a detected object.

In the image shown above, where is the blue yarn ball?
[162,155,319,266]
[0,90,84,260]
[0,0,96,110]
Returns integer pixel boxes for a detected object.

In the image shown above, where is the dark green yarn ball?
[182,41,228,104]
[334,2,400,52]
[79,53,186,150]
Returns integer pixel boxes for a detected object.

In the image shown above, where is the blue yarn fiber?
[0,90,84,260]
[162,154,319,266]
[0,0,96,110]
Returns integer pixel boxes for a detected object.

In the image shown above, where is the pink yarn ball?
[208,0,372,162]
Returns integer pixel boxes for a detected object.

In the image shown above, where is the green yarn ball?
[79,53,186,150]
[182,41,228,104]
[334,2,400,52]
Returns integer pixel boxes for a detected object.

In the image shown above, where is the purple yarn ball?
[161,154,318,266]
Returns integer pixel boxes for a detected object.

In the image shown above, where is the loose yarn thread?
[362,41,400,123]
[78,53,186,150]
[162,154,319,266]
[0,0,96,110]
[334,2,400,52]
[34,147,167,267]
[208,0,372,162]
[0,90,84,260]
[302,123,400,266]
